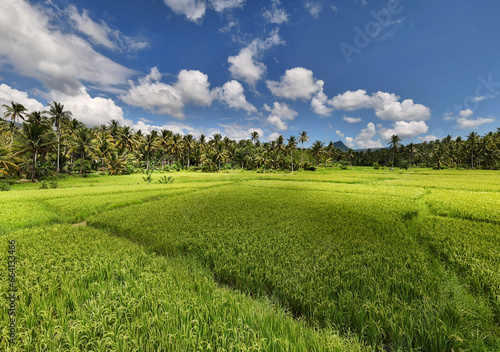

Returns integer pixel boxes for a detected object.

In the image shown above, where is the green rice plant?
[0,224,365,351]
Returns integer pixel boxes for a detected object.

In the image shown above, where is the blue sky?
[1,0,499,147]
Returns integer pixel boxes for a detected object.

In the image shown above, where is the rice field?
[1,168,499,351]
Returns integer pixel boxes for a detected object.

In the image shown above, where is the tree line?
[1,101,499,181]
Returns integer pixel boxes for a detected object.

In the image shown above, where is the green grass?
[1,168,499,351]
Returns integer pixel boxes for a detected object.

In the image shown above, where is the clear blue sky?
[1,0,499,147]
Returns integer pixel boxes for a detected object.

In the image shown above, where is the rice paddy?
[1,168,499,351]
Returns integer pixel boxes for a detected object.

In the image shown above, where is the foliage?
[157,175,174,184]
[0,181,11,191]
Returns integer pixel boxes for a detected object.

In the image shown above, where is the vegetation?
[1,170,499,351]
[2,101,499,182]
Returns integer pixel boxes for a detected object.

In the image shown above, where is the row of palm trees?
[1,101,499,180]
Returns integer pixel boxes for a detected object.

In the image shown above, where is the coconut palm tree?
[0,146,21,176]
[467,132,479,168]
[18,122,54,181]
[143,131,158,171]
[47,102,72,173]
[183,134,195,168]
[389,135,402,168]
[298,131,309,169]
[2,102,27,149]
[251,131,259,145]
[287,135,297,172]
[310,140,324,166]
[69,127,93,175]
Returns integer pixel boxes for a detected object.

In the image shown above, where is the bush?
[373,162,380,170]
[157,176,174,184]
[0,182,11,191]
[49,181,58,189]
[39,180,49,189]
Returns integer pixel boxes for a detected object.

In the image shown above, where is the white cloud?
[49,87,130,128]
[335,130,344,138]
[163,0,206,22]
[265,102,298,131]
[175,69,214,106]
[209,0,245,12]
[472,91,498,102]
[443,111,454,121]
[376,98,431,122]
[331,5,339,13]
[219,123,263,141]
[331,89,374,111]
[348,122,383,149]
[459,109,473,118]
[304,2,322,18]
[343,116,362,123]
[263,0,289,24]
[267,67,323,100]
[120,67,215,119]
[268,132,281,141]
[228,30,284,87]
[120,68,185,119]
[418,135,440,142]
[311,88,333,117]
[67,5,148,53]
[133,119,218,138]
[215,80,257,113]
[0,0,134,95]
[378,121,429,141]
[456,116,495,130]
[332,89,431,122]
[0,84,45,112]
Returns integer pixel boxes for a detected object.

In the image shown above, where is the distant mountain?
[333,140,349,152]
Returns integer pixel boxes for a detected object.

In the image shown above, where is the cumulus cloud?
[67,5,148,52]
[120,67,215,120]
[132,119,219,138]
[418,135,440,142]
[267,67,323,100]
[214,80,257,113]
[48,87,130,127]
[263,0,289,24]
[456,116,495,130]
[378,121,429,141]
[268,132,281,141]
[0,84,45,112]
[304,2,322,18]
[163,0,206,22]
[335,130,345,138]
[472,91,498,102]
[459,109,474,118]
[264,102,298,131]
[343,116,362,123]
[228,30,284,87]
[0,0,134,96]
[209,0,245,12]
[121,68,185,119]
[332,89,431,121]
[347,122,383,149]
[219,123,263,141]
[175,69,214,106]
[311,88,333,117]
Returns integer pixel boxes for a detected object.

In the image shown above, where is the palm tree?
[183,134,195,168]
[251,131,259,145]
[467,132,479,168]
[0,146,21,176]
[287,136,297,172]
[18,122,54,181]
[143,131,158,171]
[2,102,27,149]
[310,140,324,166]
[406,143,417,170]
[69,127,93,175]
[298,131,309,169]
[47,102,72,173]
[389,135,402,168]
[159,129,172,169]
[117,126,136,152]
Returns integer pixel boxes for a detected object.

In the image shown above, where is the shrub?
[0,182,11,191]
[373,162,380,170]
[39,180,49,189]
[157,176,174,184]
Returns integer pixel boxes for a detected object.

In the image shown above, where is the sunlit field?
[1,168,499,351]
